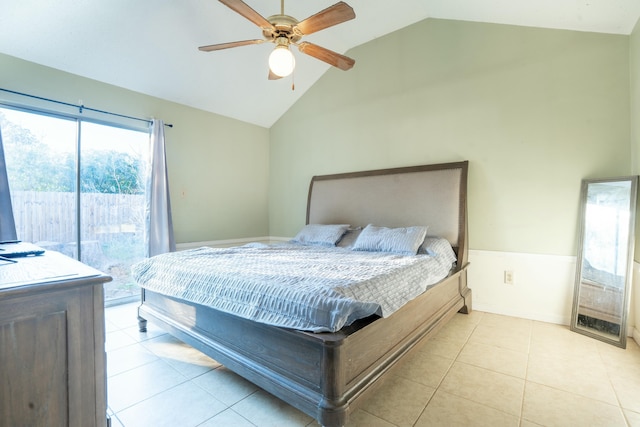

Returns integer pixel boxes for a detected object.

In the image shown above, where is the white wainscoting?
[468,250,577,326]
[469,250,639,345]
[173,240,639,346]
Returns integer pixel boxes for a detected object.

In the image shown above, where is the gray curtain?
[0,127,17,242]
[147,119,175,256]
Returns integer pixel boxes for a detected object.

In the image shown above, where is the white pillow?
[291,224,350,247]
[420,236,458,266]
[352,224,428,255]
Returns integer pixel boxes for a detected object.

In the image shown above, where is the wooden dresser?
[0,251,112,427]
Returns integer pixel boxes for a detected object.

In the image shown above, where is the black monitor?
[0,129,17,242]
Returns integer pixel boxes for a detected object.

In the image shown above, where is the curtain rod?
[0,87,173,128]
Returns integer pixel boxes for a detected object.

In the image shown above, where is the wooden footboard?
[138,161,471,426]
[138,265,470,427]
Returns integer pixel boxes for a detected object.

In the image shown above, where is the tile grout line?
[106,305,640,427]
[411,312,483,426]
[517,321,534,427]
[594,343,633,427]
[188,372,258,427]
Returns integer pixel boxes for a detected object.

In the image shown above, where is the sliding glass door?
[0,106,150,305]
[0,109,78,246]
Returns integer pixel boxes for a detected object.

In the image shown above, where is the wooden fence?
[11,191,146,244]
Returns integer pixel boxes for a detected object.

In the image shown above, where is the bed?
[136,161,471,427]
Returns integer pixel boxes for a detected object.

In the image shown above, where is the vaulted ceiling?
[1,1,639,128]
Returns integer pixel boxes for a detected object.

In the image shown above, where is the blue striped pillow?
[352,224,428,255]
[291,224,350,246]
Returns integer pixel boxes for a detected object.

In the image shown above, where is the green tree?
[81,149,144,194]
[0,113,74,192]
[1,112,145,194]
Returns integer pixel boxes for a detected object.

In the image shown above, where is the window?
[0,106,150,305]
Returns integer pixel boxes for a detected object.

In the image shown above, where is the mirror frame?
[570,176,638,348]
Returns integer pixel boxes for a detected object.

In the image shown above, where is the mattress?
[132,239,456,332]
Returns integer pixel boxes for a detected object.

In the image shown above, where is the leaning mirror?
[571,176,638,348]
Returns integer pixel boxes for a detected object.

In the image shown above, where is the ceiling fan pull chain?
[291,70,295,91]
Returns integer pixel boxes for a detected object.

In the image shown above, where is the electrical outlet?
[504,270,514,285]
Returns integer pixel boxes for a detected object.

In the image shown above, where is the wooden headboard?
[306,161,469,268]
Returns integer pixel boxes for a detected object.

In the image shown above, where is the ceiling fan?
[199,0,356,80]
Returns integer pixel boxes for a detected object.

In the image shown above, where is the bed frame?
[137,161,471,427]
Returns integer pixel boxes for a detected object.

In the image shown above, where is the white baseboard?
[467,249,576,326]
[472,303,569,325]
[634,327,640,347]
[176,236,289,250]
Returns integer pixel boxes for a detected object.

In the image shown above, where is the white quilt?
[132,241,456,332]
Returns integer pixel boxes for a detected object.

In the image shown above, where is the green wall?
[1,17,633,257]
[269,19,631,256]
[0,53,270,244]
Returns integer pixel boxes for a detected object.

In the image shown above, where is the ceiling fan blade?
[198,39,265,52]
[268,69,283,80]
[218,0,275,30]
[295,1,355,35]
[297,42,355,71]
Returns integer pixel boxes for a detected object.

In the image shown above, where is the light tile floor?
[105,303,640,427]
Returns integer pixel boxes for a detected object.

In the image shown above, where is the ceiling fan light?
[269,45,295,77]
